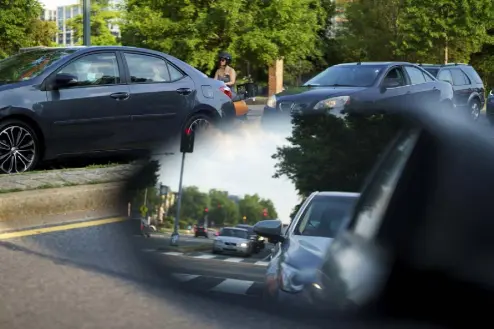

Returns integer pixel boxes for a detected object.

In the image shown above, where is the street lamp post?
[83,0,91,46]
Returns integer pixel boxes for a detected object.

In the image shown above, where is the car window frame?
[379,65,409,88]
[403,65,427,85]
[461,66,483,85]
[285,192,317,237]
[44,51,125,91]
[120,51,187,85]
[347,128,421,240]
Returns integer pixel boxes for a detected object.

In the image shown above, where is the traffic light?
[242,216,247,223]
[263,208,268,217]
[218,203,221,208]
[204,207,209,213]
[180,127,195,153]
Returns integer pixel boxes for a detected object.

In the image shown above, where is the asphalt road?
[0,219,339,329]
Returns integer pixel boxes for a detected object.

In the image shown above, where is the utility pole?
[83,0,91,46]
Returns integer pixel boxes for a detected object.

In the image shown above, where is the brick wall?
[268,59,284,97]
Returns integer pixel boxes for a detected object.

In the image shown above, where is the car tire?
[184,113,214,135]
[0,119,41,174]
[469,99,481,121]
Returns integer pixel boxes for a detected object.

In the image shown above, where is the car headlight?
[267,95,277,108]
[258,236,264,241]
[489,89,493,96]
[240,242,248,247]
[279,263,305,293]
[314,96,350,111]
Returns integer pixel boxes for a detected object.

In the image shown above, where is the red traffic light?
[217,203,221,208]
[204,207,208,212]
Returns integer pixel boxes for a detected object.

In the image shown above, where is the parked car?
[486,89,494,124]
[261,62,454,128]
[235,224,265,253]
[419,63,485,120]
[0,46,236,174]
[253,191,360,307]
[193,224,208,238]
[212,227,254,257]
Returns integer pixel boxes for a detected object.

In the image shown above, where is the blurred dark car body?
[236,224,265,253]
[0,46,235,174]
[193,224,208,238]
[254,191,360,307]
[261,62,453,127]
[420,63,485,120]
[486,89,494,123]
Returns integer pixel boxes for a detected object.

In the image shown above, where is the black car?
[0,46,236,174]
[419,63,485,120]
[236,224,265,253]
[193,224,208,238]
[261,62,453,126]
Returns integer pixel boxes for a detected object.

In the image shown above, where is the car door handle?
[176,88,192,96]
[110,92,129,100]
[433,86,438,90]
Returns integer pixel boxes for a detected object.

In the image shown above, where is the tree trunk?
[444,38,448,64]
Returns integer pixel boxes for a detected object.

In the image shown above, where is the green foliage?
[0,0,44,58]
[273,114,401,197]
[26,20,58,47]
[120,0,330,76]
[67,0,120,46]
[167,186,278,226]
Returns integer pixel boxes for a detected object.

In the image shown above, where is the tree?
[396,0,494,64]
[272,114,401,197]
[168,186,210,223]
[238,194,264,225]
[122,159,160,203]
[0,0,44,58]
[26,19,58,47]
[208,189,239,226]
[120,0,329,78]
[67,0,120,46]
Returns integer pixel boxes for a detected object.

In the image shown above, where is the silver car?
[212,227,253,257]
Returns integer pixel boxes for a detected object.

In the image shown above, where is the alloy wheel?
[187,118,211,134]
[471,102,480,120]
[0,125,36,174]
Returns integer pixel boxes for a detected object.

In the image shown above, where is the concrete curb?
[0,182,126,232]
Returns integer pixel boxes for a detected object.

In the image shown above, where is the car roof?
[29,45,165,57]
[236,224,252,228]
[223,227,248,231]
[336,61,413,67]
[314,191,361,198]
[418,63,471,68]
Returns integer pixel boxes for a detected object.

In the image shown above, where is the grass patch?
[13,162,123,176]
[0,179,121,194]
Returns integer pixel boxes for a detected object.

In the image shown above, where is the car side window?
[450,69,470,86]
[168,63,185,81]
[404,66,426,85]
[423,71,434,82]
[461,66,483,84]
[382,67,406,87]
[57,53,120,87]
[437,69,453,85]
[124,53,171,83]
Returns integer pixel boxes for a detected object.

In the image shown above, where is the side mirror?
[253,219,284,242]
[53,73,78,89]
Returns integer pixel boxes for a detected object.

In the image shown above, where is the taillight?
[220,86,232,99]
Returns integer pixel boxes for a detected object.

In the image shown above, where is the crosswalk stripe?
[172,273,200,282]
[193,254,216,259]
[223,257,244,263]
[162,251,183,256]
[210,278,255,295]
[254,261,269,266]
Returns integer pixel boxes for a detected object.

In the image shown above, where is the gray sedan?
[212,227,253,257]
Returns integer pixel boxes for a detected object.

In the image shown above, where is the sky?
[155,124,300,224]
[40,0,78,8]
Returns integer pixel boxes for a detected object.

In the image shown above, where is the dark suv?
[420,63,485,120]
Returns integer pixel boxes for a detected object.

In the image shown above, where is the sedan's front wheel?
[0,120,40,174]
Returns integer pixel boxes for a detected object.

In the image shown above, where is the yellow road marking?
[0,217,127,240]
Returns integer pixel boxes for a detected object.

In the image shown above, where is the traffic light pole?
[171,151,186,246]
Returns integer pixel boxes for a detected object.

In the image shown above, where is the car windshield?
[0,49,76,83]
[220,229,248,239]
[304,65,384,87]
[423,68,439,77]
[294,195,358,238]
